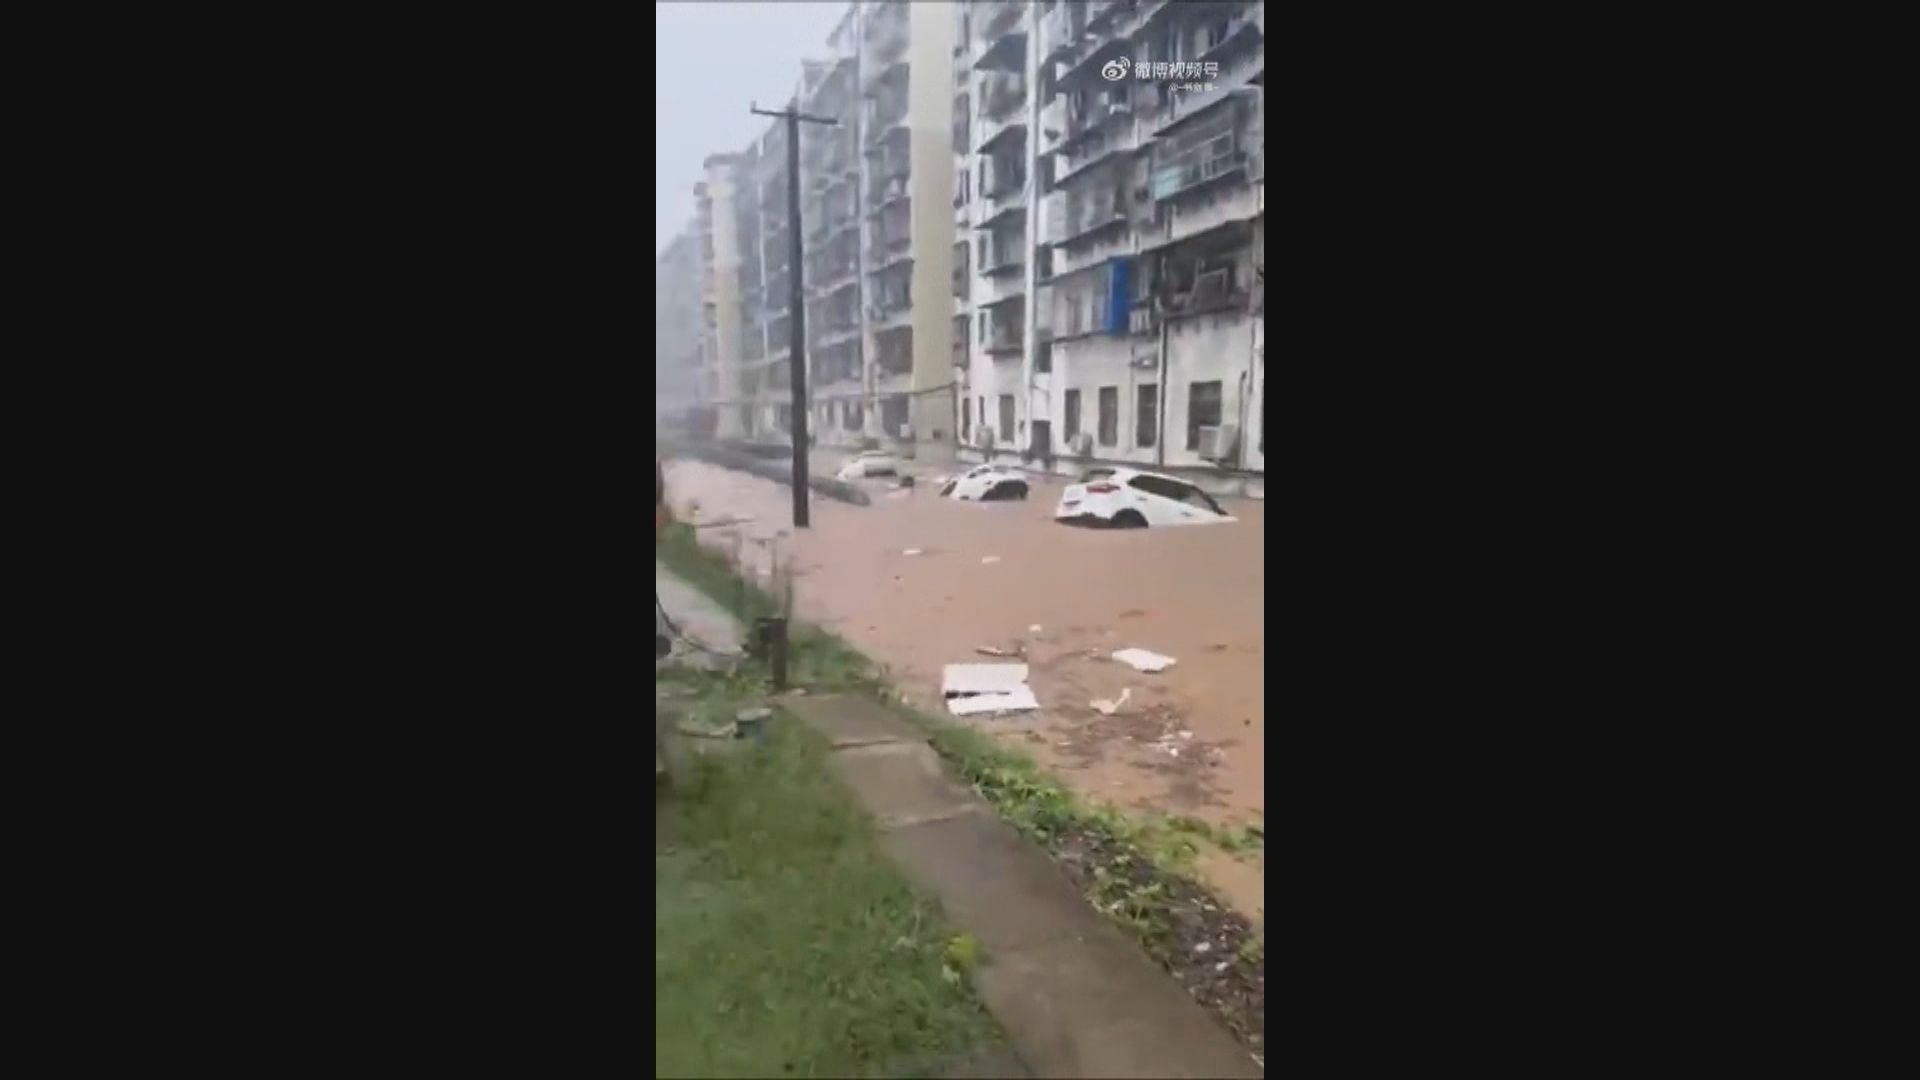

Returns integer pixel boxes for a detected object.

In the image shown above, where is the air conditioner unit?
[1198,423,1240,463]
[1069,432,1094,455]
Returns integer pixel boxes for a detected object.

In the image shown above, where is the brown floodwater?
[662,454,1266,923]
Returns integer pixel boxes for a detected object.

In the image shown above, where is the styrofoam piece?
[1111,648,1177,673]
[947,686,1040,716]
[942,663,1030,696]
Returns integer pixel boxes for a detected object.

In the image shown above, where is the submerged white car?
[938,463,1031,501]
[1055,467,1236,527]
[835,451,900,481]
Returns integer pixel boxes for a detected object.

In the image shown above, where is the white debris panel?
[1111,648,1178,673]
[942,663,1040,717]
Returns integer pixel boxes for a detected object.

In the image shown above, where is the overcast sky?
[655,1,851,257]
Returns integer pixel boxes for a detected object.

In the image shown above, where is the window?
[1186,380,1222,451]
[1137,384,1158,447]
[849,400,863,431]
[1035,340,1052,374]
[998,395,1016,442]
[1131,474,1228,516]
[1063,389,1081,441]
[962,398,972,440]
[978,311,987,338]
[1097,386,1118,446]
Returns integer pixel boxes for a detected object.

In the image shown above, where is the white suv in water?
[1054,467,1236,528]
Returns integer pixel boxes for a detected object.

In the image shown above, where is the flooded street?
[662,454,1265,923]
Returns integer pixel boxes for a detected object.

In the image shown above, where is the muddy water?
[663,456,1266,923]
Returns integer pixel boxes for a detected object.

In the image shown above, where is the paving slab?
[781,660,1262,1077]
[879,810,1100,954]
[827,742,980,828]
[783,693,926,748]
[655,561,744,661]
[976,930,1261,1080]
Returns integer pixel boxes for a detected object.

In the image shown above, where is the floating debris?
[942,662,1039,717]
[1111,648,1178,673]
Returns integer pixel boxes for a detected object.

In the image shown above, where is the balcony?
[1052,187,1131,247]
[980,248,1026,279]
[980,269,1027,307]
[980,0,1023,39]
[986,164,1027,202]
[867,168,907,205]
[1149,113,1249,202]
[980,73,1027,122]
[865,4,908,64]
[1041,3,1083,64]
[984,320,1023,356]
[973,25,1026,74]
[1055,33,1129,89]
[1149,65,1263,138]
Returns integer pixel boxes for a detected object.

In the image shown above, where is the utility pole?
[751,101,838,528]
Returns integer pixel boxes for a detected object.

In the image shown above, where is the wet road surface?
[662,453,1265,923]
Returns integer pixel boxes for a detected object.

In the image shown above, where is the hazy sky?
[655,1,851,256]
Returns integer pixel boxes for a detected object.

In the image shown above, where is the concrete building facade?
[668,2,1261,487]
[693,153,757,438]
[656,230,704,419]
[683,1,959,455]
[954,0,1265,491]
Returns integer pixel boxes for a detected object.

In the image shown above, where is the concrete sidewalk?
[655,561,744,662]
[784,693,1261,1080]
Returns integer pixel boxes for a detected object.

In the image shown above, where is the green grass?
[656,692,1002,1079]
[658,521,881,693]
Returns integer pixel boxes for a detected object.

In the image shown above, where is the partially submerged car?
[1055,467,1235,527]
[835,450,900,481]
[939,463,1030,501]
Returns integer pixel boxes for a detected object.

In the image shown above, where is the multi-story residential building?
[697,1,955,454]
[859,0,958,449]
[693,153,757,438]
[675,0,1269,484]
[803,28,866,441]
[951,0,1264,490]
[656,230,705,419]
[955,0,1047,460]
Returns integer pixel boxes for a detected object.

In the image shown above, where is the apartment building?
[954,0,1046,460]
[955,0,1265,489]
[655,231,704,419]
[692,0,957,453]
[692,153,758,439]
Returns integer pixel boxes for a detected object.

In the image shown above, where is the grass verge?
[658,521,1266,1060]
[656,668,1003,1079]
